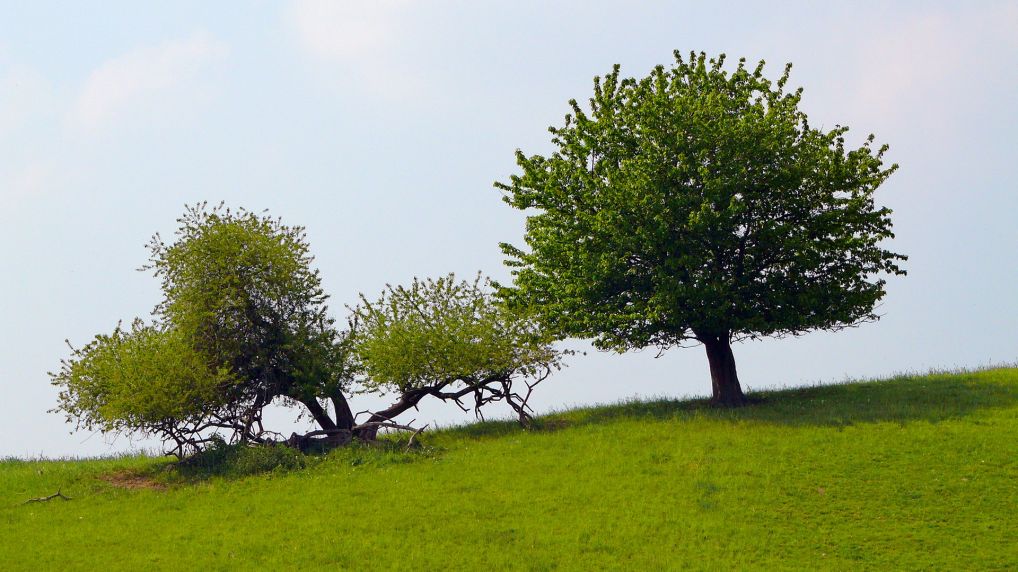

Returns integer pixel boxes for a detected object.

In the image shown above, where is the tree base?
[287,430,352,453]
[701,334,748,407]
[709,392,749,408]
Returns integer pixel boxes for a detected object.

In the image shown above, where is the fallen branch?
[24,490,72,504]
[404,424,429,452]
[350,420,419,433]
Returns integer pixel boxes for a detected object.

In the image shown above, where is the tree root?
[285,421,428,453]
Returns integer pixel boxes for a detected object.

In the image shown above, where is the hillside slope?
[3,368,1017,570]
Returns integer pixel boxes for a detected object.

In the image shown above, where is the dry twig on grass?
[24,490,72,504]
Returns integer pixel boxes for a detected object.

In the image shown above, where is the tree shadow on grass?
[450,368,1018,439]
[101,436,437,487]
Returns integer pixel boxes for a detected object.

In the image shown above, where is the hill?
[2,368,1016,570]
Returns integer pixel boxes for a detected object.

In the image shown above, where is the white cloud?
[287,0,427,99]
[291,0,410,60]
[0,63,58,212]
[72,32,228,130]
[289,0,411,60]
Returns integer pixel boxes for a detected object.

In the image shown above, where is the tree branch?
[24,490,72,504]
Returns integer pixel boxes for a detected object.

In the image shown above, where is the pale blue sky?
[2,1,1016,457]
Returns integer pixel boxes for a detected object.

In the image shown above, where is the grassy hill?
[2,368,1016,570]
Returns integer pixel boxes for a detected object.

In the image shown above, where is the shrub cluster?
[51,51,904,456]
[52,205,563,457]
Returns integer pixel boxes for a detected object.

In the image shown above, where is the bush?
[52,204,357,457]
[176,438,308,479]
[351,273,567,436]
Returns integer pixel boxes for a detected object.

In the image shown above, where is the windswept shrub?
[51,320,236,439]
[352,273,568,437]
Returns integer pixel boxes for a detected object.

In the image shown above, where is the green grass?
[3,368,1017,570]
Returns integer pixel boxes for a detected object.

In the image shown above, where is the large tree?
[497,51,907,405]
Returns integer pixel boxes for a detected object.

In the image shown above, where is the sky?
[2,1,1016,458]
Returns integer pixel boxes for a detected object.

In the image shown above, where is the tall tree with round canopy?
[497,51,907,405]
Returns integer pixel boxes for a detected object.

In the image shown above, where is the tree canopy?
[52,320,236,441]
[497,51,906,405]
[145,203,356,438]
[52,206,564,455]
[52,204,357,455]
[353,273,565,435]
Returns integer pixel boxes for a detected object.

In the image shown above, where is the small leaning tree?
[497,51,907,405]
[352,273,565,438]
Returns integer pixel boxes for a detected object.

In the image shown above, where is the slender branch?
[24,490,72,504]
[404,424,428,452]
[351,421,419,433]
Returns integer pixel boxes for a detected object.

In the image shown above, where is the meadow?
[2,368,1016,570]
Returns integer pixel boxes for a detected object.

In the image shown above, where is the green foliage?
[353,273,561,393]
[52,206,558,455]
[498,51,907,351]
[349,273,566,430]
[52,203,354,455]
[5,368,1017,570]
[145,202,350,408]
[175,438,308,480]
[50,320,236,435]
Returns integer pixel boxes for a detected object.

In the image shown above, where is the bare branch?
[24,490,72,504]
[404,424,428,452]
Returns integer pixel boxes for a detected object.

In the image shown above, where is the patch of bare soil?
[101,470,167,491]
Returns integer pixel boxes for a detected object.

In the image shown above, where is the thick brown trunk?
[701,334,747,407]
[330,393,355,430]
[354,388,428,441]
[289,396,354,452]
[300,397,337,431]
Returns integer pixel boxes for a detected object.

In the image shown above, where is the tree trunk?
[289,395,355,452]
[701,334,747,406]
[330,392,355,430]
[354,388,429,441]
[300,397,337,431]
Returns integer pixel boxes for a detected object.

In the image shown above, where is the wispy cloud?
[290,0,410,60]
[286,0,427,99]
[71,32,228,131]
[0,62,58,212]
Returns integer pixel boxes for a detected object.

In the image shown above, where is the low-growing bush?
[176,437,308,480]
[168,435,437,481]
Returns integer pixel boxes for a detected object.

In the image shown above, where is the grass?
[2,368,1016,570]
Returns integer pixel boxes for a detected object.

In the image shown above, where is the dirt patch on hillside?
[101,470,167,491]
